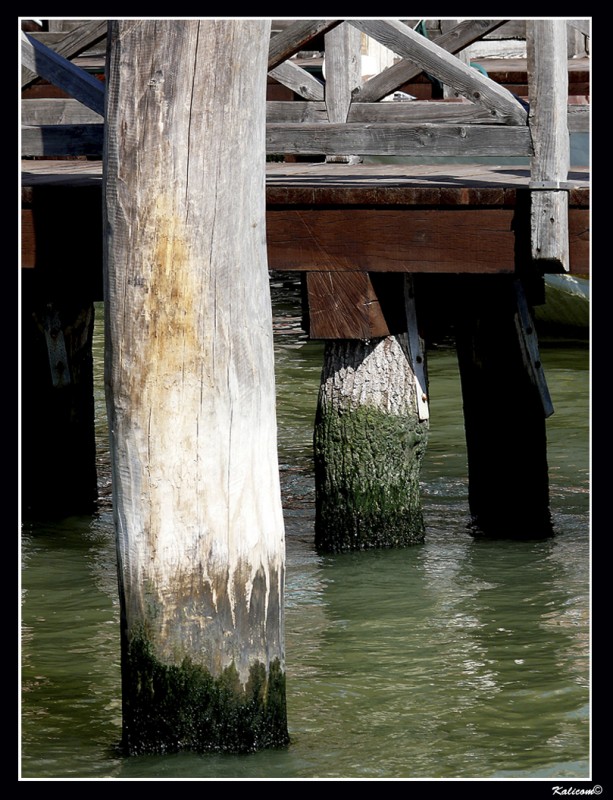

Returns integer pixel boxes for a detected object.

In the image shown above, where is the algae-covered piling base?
[314,335,429,553]
[121,635,289,755]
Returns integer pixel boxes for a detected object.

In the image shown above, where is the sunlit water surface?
[20,283,590,780]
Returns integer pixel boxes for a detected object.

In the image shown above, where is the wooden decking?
[21,159,590,287]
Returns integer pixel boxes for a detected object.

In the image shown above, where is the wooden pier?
[20,17,591,755]
[22,158,590,342]
[20,16,591,518]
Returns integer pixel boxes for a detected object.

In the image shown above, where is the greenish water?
[20,281,590,781]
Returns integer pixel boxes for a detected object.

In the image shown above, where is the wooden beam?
[324,22,362,163]
[266,99,497,125]
[22,195,588,280]
[22,19,108,87]
[21,123,104,157]
[275,99,585,129]
[266,99,499,125]
[313,332,429,551]
[22,121,532,159]
[347,100,509,125]
[21,97,104,125]
[21,106,590,157]
[266,122,532,157]
[527,20,570,270]
[268,20,342,70]
[269,60,325,101]
[324,23,362,124]
[266,100,328,123]
[21,31,105,116]
[103,18,288,754]
[21,162,590,280]
[404,276,429,421]
[350,19,527,124]
[306,271,392,339]
[20,294,99,516]
[354,19,507,104]
[513,279,554,418]
[267,208,518,273]
[567,103,590,134]
[455,277,554,538]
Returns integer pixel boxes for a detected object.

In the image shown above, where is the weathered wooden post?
[314,307,430,552]
[324,22,362,164]
[453,19,567,539]
[527,19,570,271]
[103,19,289,754]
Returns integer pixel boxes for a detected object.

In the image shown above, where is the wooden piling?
[103,19,288,754]
[313,278,429,553]
[20,176,101,518]
[455,276,554,539]
[20,290,98,517]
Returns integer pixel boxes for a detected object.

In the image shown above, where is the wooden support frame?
[21,30,105,116]
[354,19,507,103]
[21,19,108,87]
[349,19,527,124]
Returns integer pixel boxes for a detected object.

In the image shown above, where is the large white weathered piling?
[103,19,288,754]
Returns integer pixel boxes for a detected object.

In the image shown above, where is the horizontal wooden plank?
[267,99,499,125]
[267,207,518,273]
[348,100,497,124]
[267,206,589,276]
[22,160,590,206]
[567,103,590,133]
[21,183,590,281]
[21,124,104,157]
[267,100,329,123]
[22,120,534,158]
[475,56,590,88]
[21,97,104,125]
[22,96,589,134]
[266,122,533,156]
